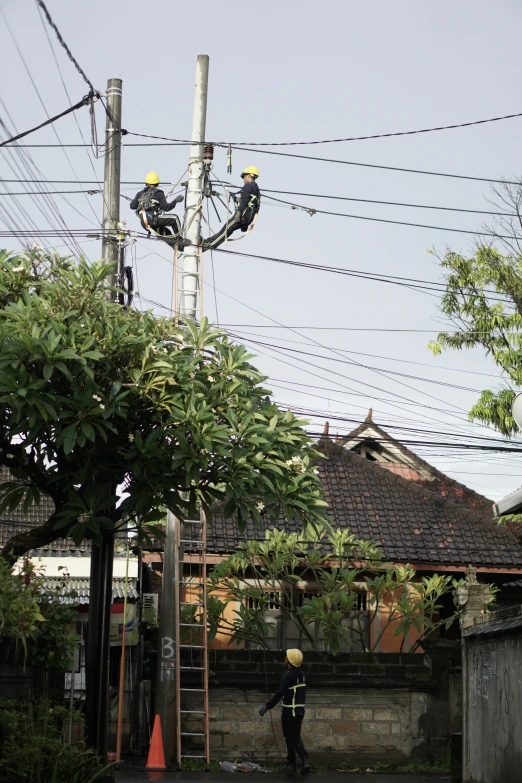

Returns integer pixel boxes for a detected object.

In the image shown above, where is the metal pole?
[116,542,130,764]
[155,510,182,764]
[101,78,123,287]
[85,531,114,760]
[85,78,123,760]
[180,55,209,321]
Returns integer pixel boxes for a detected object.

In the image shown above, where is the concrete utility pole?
[156,55,209,766]
[179,55,209,320]
[85,77,123,762]
[101,78,123,287]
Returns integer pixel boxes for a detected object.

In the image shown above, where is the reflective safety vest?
[283,681,306,717]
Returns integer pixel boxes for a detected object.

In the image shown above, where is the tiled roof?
[205,439,522,570]
[40,575,138,604]
[339,417,494,516]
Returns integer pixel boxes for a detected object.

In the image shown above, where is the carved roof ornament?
[465,564,478,585]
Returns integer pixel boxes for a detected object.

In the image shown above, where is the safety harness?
[136,187,161,230]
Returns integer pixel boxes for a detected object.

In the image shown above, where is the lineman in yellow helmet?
[259,649,310,774]
[130,172,184,242]
[203,166,260,251]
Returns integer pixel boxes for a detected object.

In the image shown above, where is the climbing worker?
[202,165,260,251]
[130,172,184,242]
[259,649,310,775]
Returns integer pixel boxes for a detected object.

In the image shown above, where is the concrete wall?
[180,650,455,765]
[464,631,522,783]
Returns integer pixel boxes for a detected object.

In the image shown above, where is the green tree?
[0,249,327,562]
[428,183,522,435]
[205,527,469,654]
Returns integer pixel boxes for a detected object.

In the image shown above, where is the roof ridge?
[318,437,504,535]
[337,419,492,506]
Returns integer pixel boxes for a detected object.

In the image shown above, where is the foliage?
[0,700,112,783]
[206,527,467,654]
[0,558,77,669]
[0,249,327,562]
[427,181,522,438]
[0,558,46,658]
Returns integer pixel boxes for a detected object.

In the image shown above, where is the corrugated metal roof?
[41,575,138,605]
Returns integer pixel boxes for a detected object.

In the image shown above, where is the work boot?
[300,755,311,775]
[279,762,298,774]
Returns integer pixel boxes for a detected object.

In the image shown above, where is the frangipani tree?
[0,250,327,562]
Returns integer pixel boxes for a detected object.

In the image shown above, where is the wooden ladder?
[174,514,210,770]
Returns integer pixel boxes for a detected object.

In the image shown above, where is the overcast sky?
[2,0,522,500]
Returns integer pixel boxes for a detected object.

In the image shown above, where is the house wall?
[463,628,522,783]
[180,649,456,765]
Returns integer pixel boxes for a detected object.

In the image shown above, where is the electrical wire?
[213,182,518,218]
[0,94,92,147]
[258,191,517,240]
[36,4,104,226]
[230,145,522,186]
[126,109,522,146]
[35,0,96,93]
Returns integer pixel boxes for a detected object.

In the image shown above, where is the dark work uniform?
[264,665,308,768]
[130,186,182,237]
[203,180,260,251]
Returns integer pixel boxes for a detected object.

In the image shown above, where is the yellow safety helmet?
[286,648,303,667]
[241,165,259,179]
[145,171,160,186]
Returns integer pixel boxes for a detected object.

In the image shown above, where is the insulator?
[203,143,214,161]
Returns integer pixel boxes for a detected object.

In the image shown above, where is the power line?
[216,184,516,218]
[258,191,517,239]
[214,248,512,302]
[126,109,522,146]
[5,179,513,220]
[232,146,522,186]
[0,94,93,147]
[35,0,96,92]
[229,327,500,378]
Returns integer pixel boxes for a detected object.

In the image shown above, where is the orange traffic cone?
[146,714,166,770]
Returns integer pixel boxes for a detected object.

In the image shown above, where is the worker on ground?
[259,649,310,775]
[130,172,184,242]
[202,166,260,251]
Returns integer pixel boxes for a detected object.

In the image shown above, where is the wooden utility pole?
[85,77,123,761]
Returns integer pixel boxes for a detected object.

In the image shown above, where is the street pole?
[85,77,123,761]
[155,510,180,764]
[101,78,123,287]
[155,55,209,766]
[180,55,209,321]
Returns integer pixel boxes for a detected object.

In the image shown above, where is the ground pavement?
[113,771,450,783]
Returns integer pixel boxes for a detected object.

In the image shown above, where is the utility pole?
[179,55,209,321]
[156,55,209,766]
[101,78,123,288]
[85,77,123,761]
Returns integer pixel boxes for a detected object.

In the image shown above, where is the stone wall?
[180,649,455,765]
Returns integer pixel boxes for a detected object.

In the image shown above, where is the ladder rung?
[180,582,204,588]
[180,688,205,692]
[181,732,206,736]
[179,710,206,714]
[180,559,205,564]
[180,623,204,627]
[180,666,205,670]
[180,539,203,545]
[179,644,205,649]
[181,755,207,759]
[181,601,204,607]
